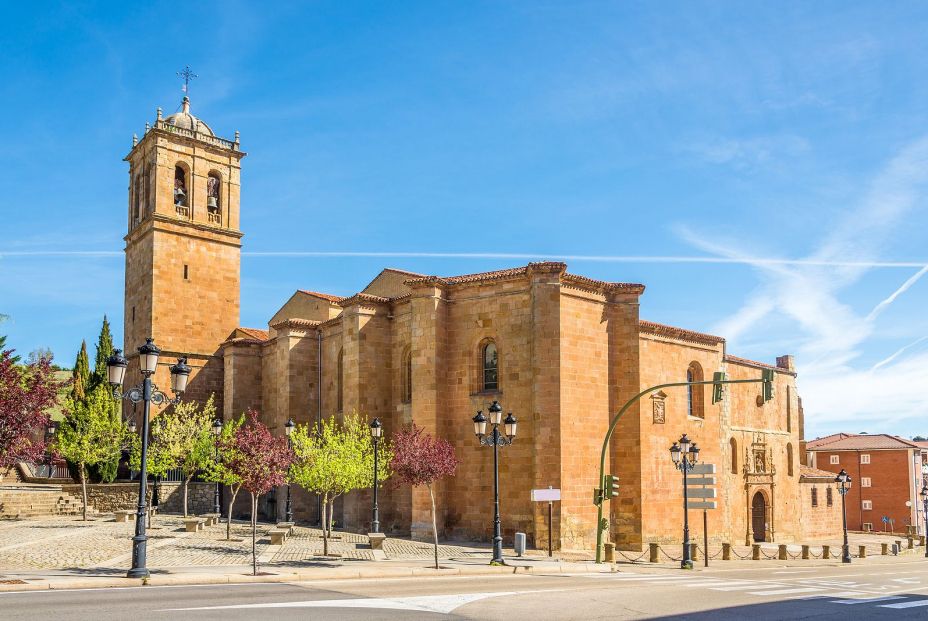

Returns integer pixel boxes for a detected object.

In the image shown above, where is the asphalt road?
[6,559,928,620]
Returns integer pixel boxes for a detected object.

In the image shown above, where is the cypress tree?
[71,340,90,402]
[92,315,114,386]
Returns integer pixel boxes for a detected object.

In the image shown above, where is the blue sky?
[2,1,928,438]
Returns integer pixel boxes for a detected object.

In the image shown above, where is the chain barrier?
[808,550,822,559]
[760,548,779,560]
[659,547,683,562]
[709,547,724,559]
[787,550,802,560]
[730,546,753,560]
[616,549,649,563]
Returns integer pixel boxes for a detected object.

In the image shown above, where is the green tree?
[289,412,391,556]
[202,415,245,539]
[0,315,19,364]
[71,341,90,403]
[141,397,216,516]
[56,384,130,520]
[91,315,114,388]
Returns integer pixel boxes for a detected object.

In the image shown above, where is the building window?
[826,487,833,506]
[786,386,792,433]
[183,264,189,280]
[862,500,872,511]
[730,437,738,474]
[133,174,141,223]
[861,477,871,488]
[811,487,818,507]
[830,455,839,465]
[336,348,344,412]
[787,443,794,477]
[860,454,870,464]
[402,348,412,403]
[144,163,152,215]
[174,165,188,207]
[482,341,498,391]
[686,361,705,419]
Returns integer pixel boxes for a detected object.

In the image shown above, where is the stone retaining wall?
[63,482,215,515]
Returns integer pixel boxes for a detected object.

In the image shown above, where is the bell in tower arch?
[207,174,220,212]
[174,166,187,207]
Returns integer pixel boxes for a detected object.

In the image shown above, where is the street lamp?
[211,418,222,516]
[921,486,928,559]
[107,338,189,579]
[835,468,852,564]
[284,418,295,523]
[472,400,517,565]
[669,433,700,570]
[45,422,56,478]
[370,418,383,533]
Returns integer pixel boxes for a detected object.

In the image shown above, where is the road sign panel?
[686,476,716,486]
[689,464,716,475]
[531,488,561,502]
[687,488,716,499]
[688,501,717,510]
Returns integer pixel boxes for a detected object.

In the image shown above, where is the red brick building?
[806,434,927,534]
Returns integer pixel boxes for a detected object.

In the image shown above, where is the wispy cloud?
[680,134,928,434]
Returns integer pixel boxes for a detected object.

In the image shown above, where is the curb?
[0,561,610,592]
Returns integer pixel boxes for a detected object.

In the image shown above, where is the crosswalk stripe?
[789,591,865,600]
[711,584,787,592]
[880,600,928,610]
[832,596,904,605]
[683,581,750,588]
[746,587,821,596]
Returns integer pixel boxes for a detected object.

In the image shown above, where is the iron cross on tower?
[177,65,198,96]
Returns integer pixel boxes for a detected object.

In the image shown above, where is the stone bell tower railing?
[154,120,239,151]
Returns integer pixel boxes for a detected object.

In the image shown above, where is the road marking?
[161,590,565,614]
[711,584,788,592]
[746,587,821,596]
[892,578,920,584]
[789,591,864,600]
[880,599,928,609]
[832,596,904,605]
[682,581,750,588]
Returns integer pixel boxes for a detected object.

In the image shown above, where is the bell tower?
[123,95,245,408]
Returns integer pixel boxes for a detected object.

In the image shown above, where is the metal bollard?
[822,544,830,558]
[649,542,659,563]
[690,543,699,562]
[514,532,526,557]
[722,543,731,560]
[858,545,867,559]
[882,542,889,555]
[778,544,787,560]
[908,537,915,550]
[802,545,810,559]
[604,542,615,563]
[752,544,760,560]
[921,535,926,547]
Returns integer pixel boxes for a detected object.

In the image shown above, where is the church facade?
[122,98,834,551]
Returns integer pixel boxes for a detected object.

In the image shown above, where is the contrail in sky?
[0,249,927,268]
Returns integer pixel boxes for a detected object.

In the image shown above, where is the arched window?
[402,348,412,403]
[482,341,498,391]
[174,165,188,207]
[336,348,344,412]
[730,438,738,474]
[787,443,794,476]
[826,486,833,506]
[144,163,152,215]
[786,386,792,433]
[811,486,818,507]
[686,362,705,419]
[207,171,221,222]
[132,174,141,222]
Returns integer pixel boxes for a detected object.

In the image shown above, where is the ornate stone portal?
[744,432,776,544]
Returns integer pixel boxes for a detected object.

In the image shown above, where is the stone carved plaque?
[651,391,667,424]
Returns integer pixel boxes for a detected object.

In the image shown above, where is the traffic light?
[712,371,727,404]
[606,474,620,497]
[762,368,775,402]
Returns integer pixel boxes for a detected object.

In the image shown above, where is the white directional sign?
[687,488,716,499]
[687,476,716,486]
[531,488,561,502]
[688,501,717,510]
[689,464,716,475]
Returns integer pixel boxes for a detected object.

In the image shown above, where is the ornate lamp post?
[835,468,852,564]
[284,418,295,523]
[370,418,383,533]
[45,422,57,478]
[107,338,190,580]
[211,418,222,516]
[922,486,928,559]
[669,434,700,570]
[472,401,517,565]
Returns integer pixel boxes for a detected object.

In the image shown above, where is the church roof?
[297,290,343,303]
[163,97,215,136]
[639,320,725,346]
[403,262,646,294]
[799,465,838,481]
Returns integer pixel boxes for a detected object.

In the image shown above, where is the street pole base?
[126,567,150,579]
[490,559,506,567]
[842,557,852,564]
[681,560,694,570]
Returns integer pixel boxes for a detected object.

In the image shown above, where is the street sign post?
[686,464,717,567]
[532,487,561,557]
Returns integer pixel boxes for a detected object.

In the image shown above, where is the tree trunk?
[79,463,88,521]
[183,474,193,517]
[251,492,258,576]
[428,483,439,570]
[227,485,240,540]
[321,492,329,556]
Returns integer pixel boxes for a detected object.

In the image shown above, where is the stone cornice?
[268,318,322,332]
[639,320,725,347]
[123,214,244,246]
[337,293,391,309]
[125,126,247,162]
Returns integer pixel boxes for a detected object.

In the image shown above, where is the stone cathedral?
[122,96,838,551]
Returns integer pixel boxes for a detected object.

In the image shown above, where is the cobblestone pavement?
[0,516,498,570]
